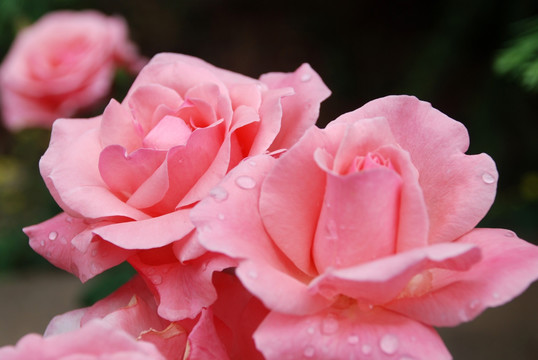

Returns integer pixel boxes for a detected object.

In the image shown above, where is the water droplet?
[150,275,163,285]
[481,172,495,184]
[321,315,339,334]
[40,240,45,247]
[301,73,312,82]
[248,270,258,279]
[217,213,225,220]
[146,268,155,275]
[91,249,98,257]
[48,231,58,241]
[235,175,256,189]
[90,263,99,275]
[60,237,67,244]
[347,335,359,344]
[379,334,399,355]
[248,160,257,167]
[361,344,372,355]
[504,231,515,237]
[493,292,500,299]
[469,299,480,309]
[209,187,228,202]
[65,216,73,223]
[326,220,338,241]
[307,326,315,335]
[303,346,315,357]
[358,303,374,312]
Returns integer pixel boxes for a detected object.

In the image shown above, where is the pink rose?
[25,53,330,320]
[44,273,268,360]
[0,10,146,131]
[0,319,166,360]
[192,96,538,359]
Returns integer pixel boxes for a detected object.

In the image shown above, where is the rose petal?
[385,228,538,326]
[41,118,149,221]
[259,126,332,276]
[0,319,166,360]
[339,96,498,244]
[260,63,331,151]
[25,213,133,282]
[143,115,193,149]
[184,309,231,360]
[376,145,429,251]
[99,145,167,198]
[129,252,233,321]
[254,307,451,360]
[92,209,193,249]
[139,323,188,360]
[236,260,333,316]
[310,242,481,305]
[99,99,142,152]
[193,155,302,276]
[312,167,402,272]
[126,83,183,135]
[248,87,294,155]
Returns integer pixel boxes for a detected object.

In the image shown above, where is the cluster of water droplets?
[298,312,419,359]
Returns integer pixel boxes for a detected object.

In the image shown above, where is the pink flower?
[192,95,538,359]
[0,10,146,131]
[25,53,330,320]
[44,273,268,360]
[0,319,166,360]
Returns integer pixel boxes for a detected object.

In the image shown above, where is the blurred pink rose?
[0,319,166,360]
[44,273,267,360]
[193,95,538,359]
[0,10,146,131]
[25,53,330,320]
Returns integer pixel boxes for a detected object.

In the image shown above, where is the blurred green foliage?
[495,17,538,91]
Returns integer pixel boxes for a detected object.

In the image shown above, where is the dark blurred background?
[0,0,537,358]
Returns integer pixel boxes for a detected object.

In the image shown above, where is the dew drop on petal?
[301,73,312,82]
[303,346,315,358]
[248,160,257,167]
[65,216,73,223]
[379,334,399,355]
[248,270,258,279]
[91,249,98,257]
[321,315,339,334]
[48,231,58,241]
[493,292,500,299]
[469,299,480,309]
[326,219,338,241]
[40,240,45,247]
[151,275,163,285]
[347,335,359,344]
[235,175,256,189]
[217,213,225,220]
[481,172,495,184]
[307,326,315,335]
[209,187,228,202]
[90,263,99,275]
[504,230,516,237]
[361,344,372,355]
